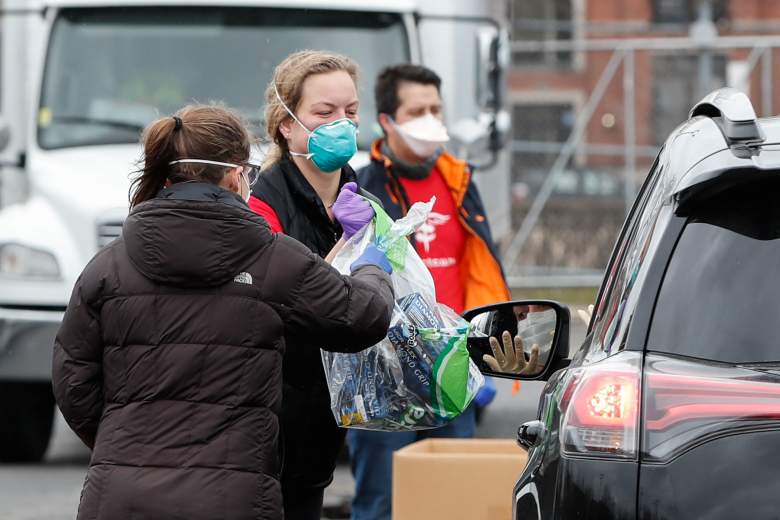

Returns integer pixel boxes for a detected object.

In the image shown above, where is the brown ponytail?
[130,104,252,208]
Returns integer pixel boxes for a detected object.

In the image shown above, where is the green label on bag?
[367,199,409,272]
[422,327,472,418]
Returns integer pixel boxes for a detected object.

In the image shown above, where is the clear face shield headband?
[168,159,261,187]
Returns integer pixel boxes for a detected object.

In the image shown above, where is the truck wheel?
[0,382,55,462]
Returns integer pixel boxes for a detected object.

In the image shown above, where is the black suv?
[466,88,780,519]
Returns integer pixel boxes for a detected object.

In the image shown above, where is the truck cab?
[0,0,510,460]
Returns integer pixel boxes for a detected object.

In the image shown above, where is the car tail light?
[642,353,780,462]
[560,352,780,462]
[561,352,641,460]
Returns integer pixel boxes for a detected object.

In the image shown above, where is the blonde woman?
[248,50,379,519]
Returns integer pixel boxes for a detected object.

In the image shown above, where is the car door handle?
[517,420,546,450]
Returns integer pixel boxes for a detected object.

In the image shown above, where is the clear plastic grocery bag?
[322,198,484,431]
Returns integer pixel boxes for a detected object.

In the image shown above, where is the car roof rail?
[689,88,765,147]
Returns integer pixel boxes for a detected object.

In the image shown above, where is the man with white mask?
[352,64,510,520]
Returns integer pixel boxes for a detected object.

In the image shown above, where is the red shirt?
[399,168,467,313]
[248,196,283,233]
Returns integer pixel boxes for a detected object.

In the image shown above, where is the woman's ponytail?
[129,105,251,208]
[130,116,180,208]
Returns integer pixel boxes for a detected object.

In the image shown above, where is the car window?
[648,177,780,364]
[584,152,672,362]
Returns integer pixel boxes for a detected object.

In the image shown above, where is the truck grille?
[97,221,123,248]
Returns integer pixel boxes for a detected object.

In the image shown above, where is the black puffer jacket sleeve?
[52,264,105,449]
[264,235,394,353]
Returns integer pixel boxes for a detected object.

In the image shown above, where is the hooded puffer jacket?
[52,182,393,520]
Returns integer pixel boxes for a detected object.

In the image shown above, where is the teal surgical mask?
[275,84,358,173]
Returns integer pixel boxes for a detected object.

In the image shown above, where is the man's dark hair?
[375,64,442,118]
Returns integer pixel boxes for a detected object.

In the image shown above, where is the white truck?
[0,0,511,461]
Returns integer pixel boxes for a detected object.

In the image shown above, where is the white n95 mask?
[393,113,450,159]
[517,309,557,357]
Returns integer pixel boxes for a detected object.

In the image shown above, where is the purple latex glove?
[333,182,375,240]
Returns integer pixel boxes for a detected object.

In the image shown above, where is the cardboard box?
[392,438,528,520]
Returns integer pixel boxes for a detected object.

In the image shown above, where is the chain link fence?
[504,16,780,287]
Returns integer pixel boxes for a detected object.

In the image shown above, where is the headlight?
[0,243,60,280]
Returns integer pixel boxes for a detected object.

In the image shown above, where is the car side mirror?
[463,300,570,381]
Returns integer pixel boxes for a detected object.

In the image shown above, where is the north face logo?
[234,272,253,285]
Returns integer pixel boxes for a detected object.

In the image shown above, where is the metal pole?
[623,49,636,214]
[763,48,773,116]
[511,139,658,158]
[511,35,780,53]
[742,46,766,88]
[503,49,626,275]
[694,1,714,96]
[698,50,713,99]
